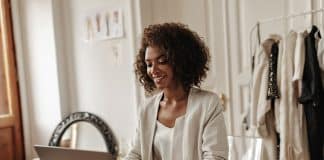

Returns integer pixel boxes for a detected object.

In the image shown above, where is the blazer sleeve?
[124,111,142,160]
[202,97,229,160]
[124,125,142,160]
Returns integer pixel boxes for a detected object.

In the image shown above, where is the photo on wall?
[84,8,124,42]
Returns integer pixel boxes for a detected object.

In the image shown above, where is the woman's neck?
[162,85,189,103]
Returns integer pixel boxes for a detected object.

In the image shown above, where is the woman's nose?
[151,64,160,74]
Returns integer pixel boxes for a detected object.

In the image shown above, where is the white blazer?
[125,87,228,160]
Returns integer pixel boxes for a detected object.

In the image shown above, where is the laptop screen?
[34,145,116,160]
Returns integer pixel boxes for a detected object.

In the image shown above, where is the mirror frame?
[48,112,118,156]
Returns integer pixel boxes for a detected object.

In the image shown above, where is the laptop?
[34,145,116,160]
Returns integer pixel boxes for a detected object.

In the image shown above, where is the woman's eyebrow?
[145,54,165,61]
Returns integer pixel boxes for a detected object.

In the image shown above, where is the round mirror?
[59,122,107,152]
[48,112,118,156]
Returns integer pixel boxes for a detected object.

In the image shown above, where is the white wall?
[11,0,63,159]
[54,0,138,155]
[12,0,141,159]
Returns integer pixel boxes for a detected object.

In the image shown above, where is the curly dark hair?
[135,22,210,93]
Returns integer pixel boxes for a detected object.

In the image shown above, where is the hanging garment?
[267,41,281,159]
[292,31,307,81]
[292,32,309,160]
[316,30,324,88]
[299,25,324,160]
[244,35,282,160]
[275,31,310,160]
[267,42,280,100]
[292,31,307,97]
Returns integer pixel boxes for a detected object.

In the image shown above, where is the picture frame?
[84,8,124,42]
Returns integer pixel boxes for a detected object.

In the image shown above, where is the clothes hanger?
[249,8,324,71]
[248,8,324,102]
[250,8,324,46]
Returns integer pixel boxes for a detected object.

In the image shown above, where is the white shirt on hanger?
[315,32,324,87]
[275,30,309,160]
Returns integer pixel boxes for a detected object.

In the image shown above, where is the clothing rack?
[249,7,324,53]
[248,8,324,160]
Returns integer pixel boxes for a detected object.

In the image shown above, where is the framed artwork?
[84,8,124,42]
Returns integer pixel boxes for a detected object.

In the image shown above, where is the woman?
[125,23,228,160]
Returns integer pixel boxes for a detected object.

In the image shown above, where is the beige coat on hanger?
[275,31,309,160]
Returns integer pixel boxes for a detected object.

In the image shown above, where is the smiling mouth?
[153,75,165,83]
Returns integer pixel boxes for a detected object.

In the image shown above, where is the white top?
[153,116,185,160]
[316,33,324,86]
[292,31,307,82]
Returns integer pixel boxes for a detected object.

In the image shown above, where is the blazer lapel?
[145,92,162,160]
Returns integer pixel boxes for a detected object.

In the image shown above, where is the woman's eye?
[158,58,168,64]
[146,63,152,67]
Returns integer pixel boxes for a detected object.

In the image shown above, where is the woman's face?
[145,46,176,90]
